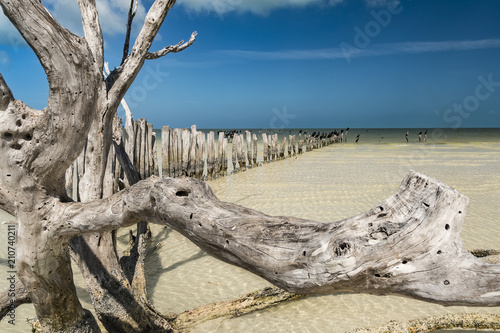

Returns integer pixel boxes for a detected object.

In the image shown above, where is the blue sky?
[1,0,500,129]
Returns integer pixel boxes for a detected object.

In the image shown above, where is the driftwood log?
[56,170,499,306]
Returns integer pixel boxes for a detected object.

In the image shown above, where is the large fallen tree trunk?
[60,170,500,306]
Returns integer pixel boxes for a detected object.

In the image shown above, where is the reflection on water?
[1,135,499,332]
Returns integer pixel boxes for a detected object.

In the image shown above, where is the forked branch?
[146,31,198,59]
[107,0,176,107]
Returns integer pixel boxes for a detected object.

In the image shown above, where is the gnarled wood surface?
[61,170,500,306]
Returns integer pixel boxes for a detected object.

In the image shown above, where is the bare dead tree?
[0,1,499,333]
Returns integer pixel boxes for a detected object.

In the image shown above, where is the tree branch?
[58,171,500,307]
[146,31,198,59]
[171,287,304,331]
[122,0,138,65]
[77,0,104,68]
[106,0,176,109]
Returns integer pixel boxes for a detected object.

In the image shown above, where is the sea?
[1,128,499,332]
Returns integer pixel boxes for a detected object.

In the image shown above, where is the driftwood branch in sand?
[59,170,500,306]
[349,313,500,332]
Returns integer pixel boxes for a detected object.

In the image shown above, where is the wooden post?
[292,135,296,156]
[238,133,246,170]
[133,120,140,172]
[217,132,225,177]
[138,118,147,179]
[207,131,215,180]
[252,133,258,166]
[151,130,158,176]
[174,128,182,177]
[222,136,228,175]
[262,133,268,163]
[288,135,292,158]
[182,128,190,177]
[162,127,172,178]
[280,137,286,160]
[298,133,303,154]
[195,131,205,180]
[232,133,238,172]
[272,133,278,161]
[189,125,197,177]
[245,130,252,168]
[170,127,177,177]
[147,123,154,177]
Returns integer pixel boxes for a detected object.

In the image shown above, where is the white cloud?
[178,0,345,16]
[216,39,500,61]
[177,0,400,15]
[0,51,9,65]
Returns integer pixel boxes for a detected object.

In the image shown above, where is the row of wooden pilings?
[66,119,347,199]
[161,125,346,180]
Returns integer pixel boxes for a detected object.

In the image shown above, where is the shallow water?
[1,131,499,332]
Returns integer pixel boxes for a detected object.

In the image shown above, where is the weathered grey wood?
[298,133,303,154]
[280,137,286,160]
[217,132,225,177]
[161,126,170,177]
[139,119,147,178]
[174,128,182,178]
[60,171,500,307]
[182,128,191,177]
[232,133,238,172]
[189,125,197,177]
[271,133,278,161]
[237,133,246,170]
[252,133,258,166]
[147,123,154,177]
[262,133,269,163]
[245,130,252,168]
[195,131,205,179]
[152,132,158,176]
[65,161,75,200]
[170,128,178,178]
[222,137,228,175]
[207,131,215,179]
